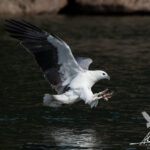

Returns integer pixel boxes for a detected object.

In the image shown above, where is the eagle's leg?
[95,89,109,97]
[91,90,107,107]
[90,89,113,108]
[90,95,103,108]
[95,89,113,101]
[102,92,114,101]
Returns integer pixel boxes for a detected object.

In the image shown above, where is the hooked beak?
[107,75,110,80]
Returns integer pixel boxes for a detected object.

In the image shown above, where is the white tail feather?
[43,94,62,108]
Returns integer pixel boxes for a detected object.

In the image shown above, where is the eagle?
[5,19,113,108]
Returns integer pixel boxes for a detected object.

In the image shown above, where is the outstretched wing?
[75,56,93,70]
[5,19,83,94]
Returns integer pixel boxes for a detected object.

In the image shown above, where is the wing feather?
[5,19,82,94]
[75,56,93,70]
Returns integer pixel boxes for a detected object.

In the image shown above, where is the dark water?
[0,15,150,150]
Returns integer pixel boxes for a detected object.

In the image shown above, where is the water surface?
[0,15,150,150]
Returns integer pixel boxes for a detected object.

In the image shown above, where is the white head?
[88,70,110,88]
[94,70,110,81]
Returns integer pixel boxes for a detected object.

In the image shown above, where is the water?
[0,15,150,150]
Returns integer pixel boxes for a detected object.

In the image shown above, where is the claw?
[97,88,109,97]
[94,89,114,103]
[103,91,114,101]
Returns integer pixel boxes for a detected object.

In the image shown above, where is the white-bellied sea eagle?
[5,19,113,108]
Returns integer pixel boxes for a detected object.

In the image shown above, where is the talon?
[103,91,114,101]
[96,89,114,102]
[98,88,109,96]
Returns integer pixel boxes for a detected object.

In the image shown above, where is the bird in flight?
[5,19,113,108]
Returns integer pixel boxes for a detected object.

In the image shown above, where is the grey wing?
[5,19,83,94]
[75,56,93,70]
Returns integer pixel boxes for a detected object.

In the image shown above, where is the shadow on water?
[0,15,150,150]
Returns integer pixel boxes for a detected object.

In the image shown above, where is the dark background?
[0,0,150,149]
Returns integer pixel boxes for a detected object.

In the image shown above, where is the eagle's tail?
[43,94,62,108]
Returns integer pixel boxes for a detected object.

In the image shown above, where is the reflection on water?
[0,15,150,150]
[44,128,98,150]
[43,128,100,149]
[22,128,101,150]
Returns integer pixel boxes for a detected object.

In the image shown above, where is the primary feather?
[6,19,84,94]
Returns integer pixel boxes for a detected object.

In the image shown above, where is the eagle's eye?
[103,73,106,76]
